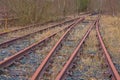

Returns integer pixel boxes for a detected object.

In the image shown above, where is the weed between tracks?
[34,25,69,41]
[85,15,98,22]
[0,22,58,44]
[41,22,90,80]
[0,24,68,61]
[6,24,54,39]
[100,15,120,74]
[0,25,46,44]
[0,26,24,34]
[0,30,65,80]
[66,29,111,80]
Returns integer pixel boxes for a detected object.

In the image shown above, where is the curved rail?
[55,18,97,80]
[0,18,78,69]
[55,17,120,80]
[96,20,120,80]
[30,17,85,80]
[0,17,79,47]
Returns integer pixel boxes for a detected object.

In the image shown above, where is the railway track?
[100,16,120,77]
[96,20,120,80]
[31,17,92,80]
[0,17,66,36]
[0,15,118,80]
[0,17,79,47]
[0,18,79,62]
[0,17,84,79]
[0,27,66,80]
[60,24,111,80]
[0,21,48,36]
[55,17,120,80]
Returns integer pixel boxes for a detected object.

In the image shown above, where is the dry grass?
[83,29,98,53]
[100,15,120,73]
[42,22,90,80]
[70,29,110,80]
[0,26,24,33]
[28,31,65,79]
[0,17,68,34]
[7,23,54,38]
[0,25,51,44]
[0,30,66,80]
[85,15,98,22]
[34,24,70,41]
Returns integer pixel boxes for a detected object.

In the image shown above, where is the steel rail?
[96,20,120,80]
[55,18,98,80]
[0,24,37,36]
[0,18,58,35]
[0,17,79,36]
[0,18,79,47]
[0,19,78,69]
[30,17,85,80]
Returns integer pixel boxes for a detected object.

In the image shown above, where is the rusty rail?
[0,18,79,47]
[55,18,97,80]
[55,17,120,80]
[96,20,120,80]
[0,17,79,36]
[30,17,85,80]
[0,18,78,69]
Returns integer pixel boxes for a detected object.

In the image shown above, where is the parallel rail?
[0,17,78,36]
[0,17,79,47]
[1,15,118,80]
[30,17,85,80]
[55,17,120,80]
[0,18,79,69]
[55,18,97,80]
